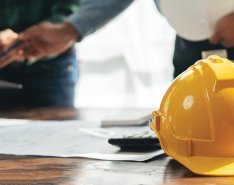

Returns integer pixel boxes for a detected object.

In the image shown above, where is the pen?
[0,80,23,89]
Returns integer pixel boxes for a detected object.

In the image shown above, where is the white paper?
[101,109,152,127]
[0,119,163,161]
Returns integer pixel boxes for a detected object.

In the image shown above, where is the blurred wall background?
[75,0,175,108]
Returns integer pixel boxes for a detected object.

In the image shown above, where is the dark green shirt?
[0,0,79,32]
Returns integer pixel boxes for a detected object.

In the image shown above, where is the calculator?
[108,130,160,150]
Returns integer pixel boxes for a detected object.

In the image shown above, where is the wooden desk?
[0,108,233,185]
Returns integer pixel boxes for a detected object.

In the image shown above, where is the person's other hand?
[210,12,234,47]
[19,21,80,62]
[0,29,18,52]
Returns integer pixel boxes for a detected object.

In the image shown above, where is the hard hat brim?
[176,155,234,176]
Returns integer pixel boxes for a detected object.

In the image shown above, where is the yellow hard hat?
[150,55,234,176]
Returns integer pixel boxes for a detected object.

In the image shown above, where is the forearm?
[66,0,134,40]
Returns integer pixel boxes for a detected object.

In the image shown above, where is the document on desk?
[0,119,163,161]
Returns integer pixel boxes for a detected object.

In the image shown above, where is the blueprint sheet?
[0,119,163,161]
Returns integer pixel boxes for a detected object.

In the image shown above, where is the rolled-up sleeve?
[66,0,133,40]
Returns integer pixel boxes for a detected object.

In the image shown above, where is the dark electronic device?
[0,41,22,59]
[108,130,160,150]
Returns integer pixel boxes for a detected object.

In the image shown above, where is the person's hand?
[19,21,80,62]
[210,12,234,47]
[0,29,18,52]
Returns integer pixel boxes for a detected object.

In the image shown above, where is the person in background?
[1,0,234,82]
[0,0,80,108]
